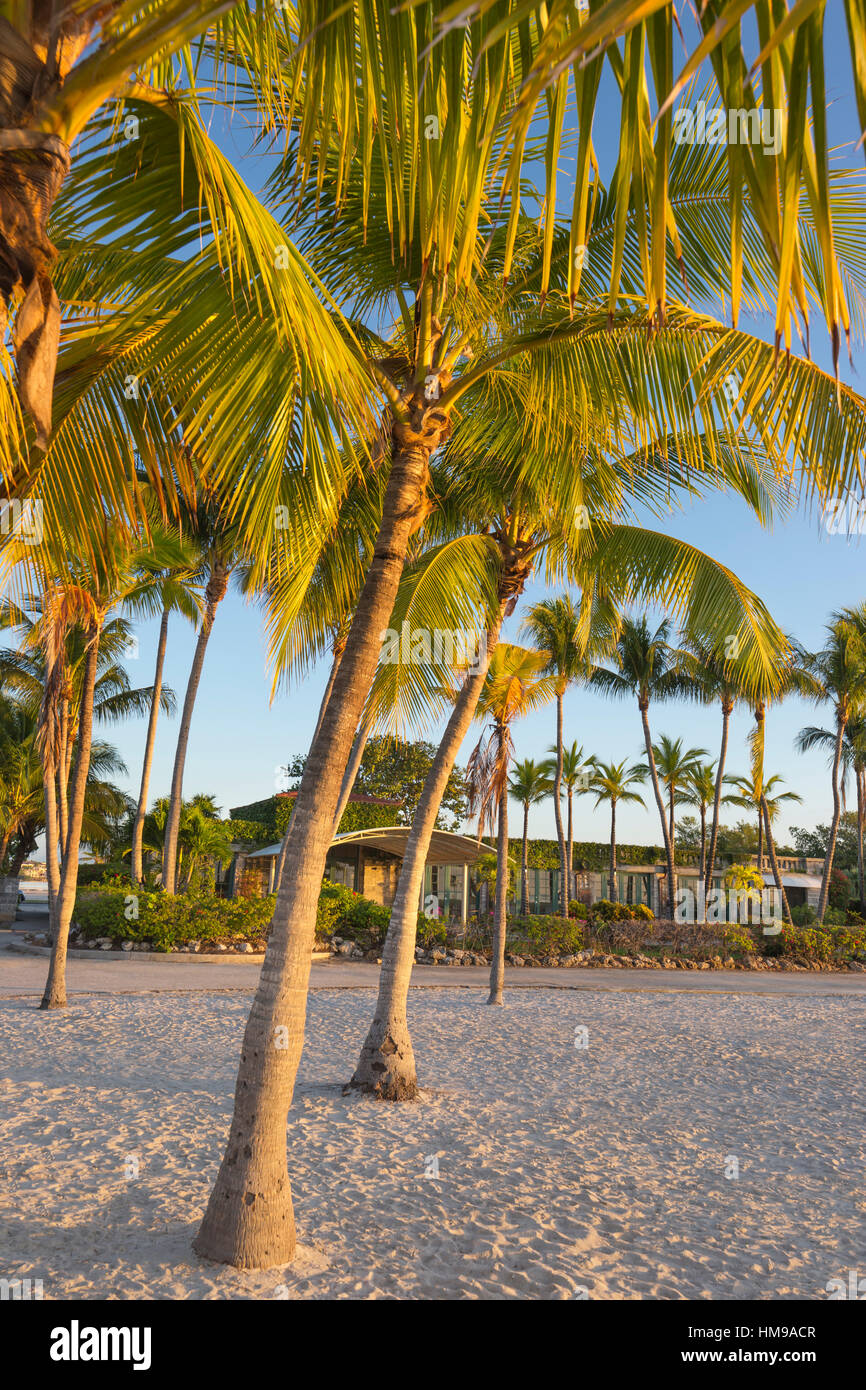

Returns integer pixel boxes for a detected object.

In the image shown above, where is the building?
[227,825,488,924]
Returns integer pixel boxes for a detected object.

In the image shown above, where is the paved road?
[2,932,865,998]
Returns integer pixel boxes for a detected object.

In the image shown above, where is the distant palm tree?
[590,617,693,917]
[466,644,556,1005]
[508,759,553,916]
[725,771,801,921]
[588,761,647,903]
[802,607,866,920]
[797,715,866,903]
[641,734,708,855]
[680,761,723,887]
[543,740,594,906]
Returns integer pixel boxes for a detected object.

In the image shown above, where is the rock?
[509,955,525,967]
[238,942,254,953]
[121,941,134,952]
[332,936,344,946]
[99,942,113,951]
[430,950,447,964]
[337,941,356,957]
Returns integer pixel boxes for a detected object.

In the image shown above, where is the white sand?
[0,986,863,1300]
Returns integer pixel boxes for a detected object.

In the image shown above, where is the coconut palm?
[544,741,595,906]
[196,9,866,1264]
[680,761,724,888]
[725,770,802,922]
[642,735,709,856]
[796,715,866,904]
[508,760,553,917]
[591,618,696,918]
[589,760,647,903]
[802,608,866,920]
[522,595,613,917]
[465,645,557,1007]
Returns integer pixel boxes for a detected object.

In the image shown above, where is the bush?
[504,915,585,955]
[76,862,130,887]
[828,867,851,910]
[73,886,275,951]
[723,922,758,955]
[790,903,817,926]
[568,900,589,920]
[631,903,655,922]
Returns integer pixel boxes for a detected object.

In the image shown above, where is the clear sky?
[95,4,866,854]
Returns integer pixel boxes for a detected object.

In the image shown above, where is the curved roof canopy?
[247,826,486,866]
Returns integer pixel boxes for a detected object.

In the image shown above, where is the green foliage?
[568,899,589,920]
[316,880,441,953]
[74,885,274,951]
[229,792,397,842]
[722,923,759,955]
[505,915,585,955]
[631,903,655,922]
[225,818,275,847]
[790,903,817,926]
[76,861,129,886]
[829,868,852,910]
[791,813,861,869]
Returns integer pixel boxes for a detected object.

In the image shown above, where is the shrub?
[589,898,618,921]
[416,913,448,948]
[723,922,758,955]
[790,903,817,926]
[568,900,589,920]
[631,903,655,922]
[73,886,275,951]
[828,867,851,910]
[504,915,585,955]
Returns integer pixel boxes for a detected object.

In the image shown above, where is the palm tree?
[589,761,647,903]
[522,596,592,917]
[465,645,557,1007]
[195,9,866,1264]
[545,741,594,906]
[508,760,553,917]
[642,735,709,856]
[680,761,722,888]
[803,608,866,921]
[126,549,202,883]
[591,618,695,918]
[797,716,866,904]
[725,771,802,923]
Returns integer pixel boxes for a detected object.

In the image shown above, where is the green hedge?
[228,795,397,841]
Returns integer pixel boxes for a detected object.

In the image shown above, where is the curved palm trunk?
[520,801,530,915]
[817,712,847,922]
[705,700,732,896]
[761,796,791,924]
[756,812,763,874]
[487,788,509,1006]
[608,799,617,901]
[131,607,169,883]
[348,607,506,1097]
[162,565,228,894]
[194,433,436,1268]
[640,701,675,917]
[41,626,100,1009]
[57,699,69,851]
[331,717,372,838]
[42,771,60,934]
[552,693,568,917]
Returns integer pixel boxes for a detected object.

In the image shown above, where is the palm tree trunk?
[131,607,169,883]
[0,828,11,868]
[57,699,69,851]
[756,812,763,874]
[761,796,791,924]
[640,702,675,918]
[487,788,509,1006]
[162,564,228,894]
[42,770,60,935]
[609,799,617,901]
[552,693,568,917]
[520,801,530,915]
[331,718,372,838]
[817,712,847,922]
[705,700,731,896]
[698,805,707,885]
[41,626,100,1009]
[348,606,506,1096]
[194,431,437,1267]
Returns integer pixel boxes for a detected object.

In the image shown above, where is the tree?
[641,734,708,855]
[465,645,556,1007]
[725,771,801,921]
[588,760,647,902]
[508,760,553,916]
[544,741,594,905]
[591,618,695,917]
[796,716,866,902]
[801,608,866,921]
[680,761,721,886]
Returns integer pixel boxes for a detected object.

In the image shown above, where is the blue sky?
[102,6,866,852]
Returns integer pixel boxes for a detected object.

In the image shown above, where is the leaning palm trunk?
[194,431,438,1268]
[348,608,506,1097]
[817,714,847,922]
[162,565,228,893]
[552,694,568,917]
[131,607,169,883]
[761,797,792,924]
[520,802,530,915]
[41,627,99,1009]
[705,700,732,898]
[42,767,60,934]
[487,788,509,1006]
[331,717,372,838]
[640,702,675,917]
[608,800,617,902]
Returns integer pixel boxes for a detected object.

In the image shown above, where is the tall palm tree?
[589,761,647,903]
[642,735,709,855]
[591,618,695,918]
[797,715,866,904]
[465,645,557,1007]
[725,771,802,923]
[544,741,594,906]
[522,596,595,917]
[508,760,553,917]
[801,608,866,921]
[680,760,723,888]
[195,9,866,1265]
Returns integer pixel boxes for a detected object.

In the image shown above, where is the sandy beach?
[1,982,863,1300]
